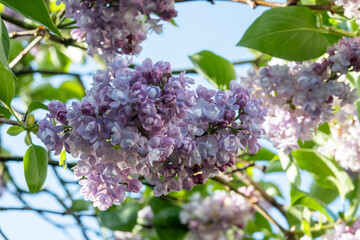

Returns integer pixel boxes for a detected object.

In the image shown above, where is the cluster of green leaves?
[0,0,85,193]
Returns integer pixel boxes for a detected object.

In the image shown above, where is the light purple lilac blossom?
[180,190,254,240]
[58,0,177,61]
[333,0,360,26]
[323,219,360,240]
[114,231,146,240]
[36,56,266,211]
[318,103,360,173]
[242,38,359,154]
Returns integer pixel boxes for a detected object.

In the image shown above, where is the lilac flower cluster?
[179,190,254,240]
[334,0,360,26]
[58,0,177,61]
[37,56,266,211]
[327,37,360,74]
[318,103,360,172]
[114,232,145,240]
[242,38,359,153]
[323,219,360,240]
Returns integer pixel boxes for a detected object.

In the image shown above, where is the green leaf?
[0,16,9,67]
[237,6,341,61]
[189,50,236,90]
[292,149,354,201]
[301,207,312,238]
[309,181,338,204]
[291,186,337,221]
[0,64,14,106]
[24,134,32,146]
[7,125,24,136]
[347,175,360,218]
[150,197,177,215]
[71,199,90,212]
[258,181,283,198]
[27,101,49,114]
[318,123,331,135]
[245,147,276,161]
[98,203,140,231]
[265,157,283,173]
[278,151,301,187]
[245,212,272,236]
[0,0,62,38]
[153,206,188,240]
[23,145,48,193]
[0,104,10,118]
[286,205,304,231]
[60,149,67,169]
[30,80,84,102]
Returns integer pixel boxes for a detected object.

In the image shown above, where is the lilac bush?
[179,190,255,240]
[242,38,360,154]
[37,56,266,211]
[58,0,177,61]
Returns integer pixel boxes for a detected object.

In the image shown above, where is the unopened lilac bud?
[128,179,142,193]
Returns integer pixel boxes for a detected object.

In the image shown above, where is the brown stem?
[0,117,20,126]
[9,29,39,39]
[0,206,94,217]
[175,0,331,10]
[237,172,287,217]
[0,155,77,168]
[10,35,44,69]
[1,13,37,30]
[212,176,294,239]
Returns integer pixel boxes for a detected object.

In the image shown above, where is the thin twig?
[0,117,20,126]
[174,0,331,10]
[49,34,87,51]
[228,162,255,173]
[0,206,93,217]
[0,155,77,168]
[212,176,294,239]
[6,177,74,239]
[1,13,37,30]
[237,172,287,217]
[0,228,9,240]
[9,29,39,39]
[10,35,44,69]
[43,189,93,240]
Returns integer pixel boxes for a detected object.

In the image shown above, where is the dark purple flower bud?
[128,179,142,193]
[81,101,95,116]
[48,100,68,124]
[163,94,177,107]
[192,174,205,185]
